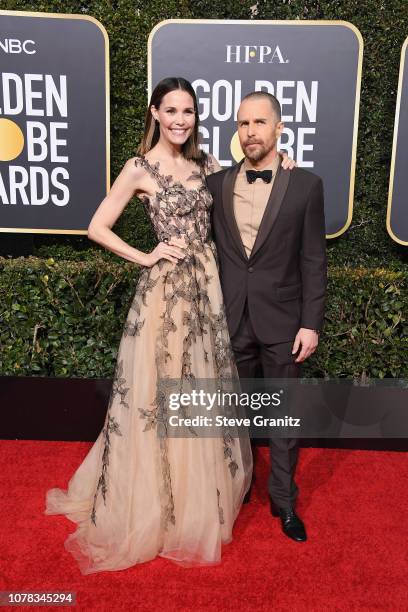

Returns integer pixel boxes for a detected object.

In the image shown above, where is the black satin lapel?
[222,160,247,261]
[250,166,291,259]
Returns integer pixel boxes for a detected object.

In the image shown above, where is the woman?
[45,77,293,574]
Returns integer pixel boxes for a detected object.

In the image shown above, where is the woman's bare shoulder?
[126,155,146,173]
[109,156,150,198]
[120,155,150,184]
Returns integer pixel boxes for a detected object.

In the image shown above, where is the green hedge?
[1,256,406,379]
[0,0,407,268]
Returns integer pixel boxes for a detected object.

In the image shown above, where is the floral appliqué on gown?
[45,154,252,574]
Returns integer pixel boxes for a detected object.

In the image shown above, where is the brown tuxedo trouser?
[230,301,301,509]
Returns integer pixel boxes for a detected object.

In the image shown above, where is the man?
[206,92,327,543]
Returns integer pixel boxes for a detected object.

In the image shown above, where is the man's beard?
[243,141,270,162]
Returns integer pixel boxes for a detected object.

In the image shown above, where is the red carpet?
[0,440,406,610]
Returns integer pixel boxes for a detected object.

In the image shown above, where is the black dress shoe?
[270,499,307,542]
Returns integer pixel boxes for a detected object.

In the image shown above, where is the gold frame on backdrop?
[0,9,110,235]
[148,19,364,240]
[386,36,408,246]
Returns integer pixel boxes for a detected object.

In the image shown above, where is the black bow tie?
[246,169,273,184]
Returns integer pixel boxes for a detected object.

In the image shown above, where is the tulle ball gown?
[45,155,252,574]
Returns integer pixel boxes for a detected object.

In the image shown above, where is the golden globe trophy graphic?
[0,118,25,162]
[230,131,244,162]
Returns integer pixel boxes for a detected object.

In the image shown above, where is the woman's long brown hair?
[137,77,206,166]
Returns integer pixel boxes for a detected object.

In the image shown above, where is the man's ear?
[276,121,284,138]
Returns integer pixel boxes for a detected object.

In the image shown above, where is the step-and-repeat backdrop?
[149,20,363,238]
[387,36,408,246]
[0,13,407,245]
[0,10,109,235]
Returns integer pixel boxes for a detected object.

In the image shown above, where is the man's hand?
[292,328,319,363]
[279,150,297,170]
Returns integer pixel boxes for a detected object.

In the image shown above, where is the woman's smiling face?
[151,89,196,148]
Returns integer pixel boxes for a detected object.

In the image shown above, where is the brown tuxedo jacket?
[206,160,327,344]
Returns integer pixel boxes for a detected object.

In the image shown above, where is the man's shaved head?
[240,91,281,122]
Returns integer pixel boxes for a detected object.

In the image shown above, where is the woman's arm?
[87,158,185,266]
[279,151,297,169]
